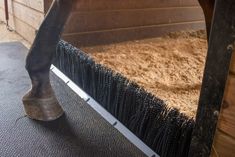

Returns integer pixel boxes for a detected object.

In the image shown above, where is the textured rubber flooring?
[0,42,146,157]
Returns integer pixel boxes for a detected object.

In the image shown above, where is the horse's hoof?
[22,94,64,121]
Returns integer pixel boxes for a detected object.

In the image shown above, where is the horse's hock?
[1,0,235,156]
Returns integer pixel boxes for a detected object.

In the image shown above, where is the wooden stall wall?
[211,54,235,157]
[1,0,204,46]
[43,0,205,47]
[0,0,45,43]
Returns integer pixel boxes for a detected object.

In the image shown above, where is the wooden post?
[211,54,235,156]
[189,0,235,156]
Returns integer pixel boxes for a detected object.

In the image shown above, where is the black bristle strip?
[90,64,97,99]
[58,42,65,72]
[105,70,113,112]
[119,82,135,125]
[73,50,80,86]
[94,64,101,100]
[116,77,128,121]
[128,89,147,134]
[143,98,165,141]
[55,40,196,157]
[69,49,75,81]
[98,66,105,106]
[110,73,122,117]
[79,53,86,90]
[84,56,94,95]
[107,73,118,115]
[102,68,110,106]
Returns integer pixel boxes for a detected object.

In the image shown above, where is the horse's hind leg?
[22,0,74,121]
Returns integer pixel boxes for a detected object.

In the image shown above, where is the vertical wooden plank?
[44,0,53,14]
[230,53,235,74]
[217,75,235,138]
[189,0,235,156]
[212,59,235,157]
[211,130,235,157]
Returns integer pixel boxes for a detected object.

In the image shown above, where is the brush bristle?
[54,40,195,157]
